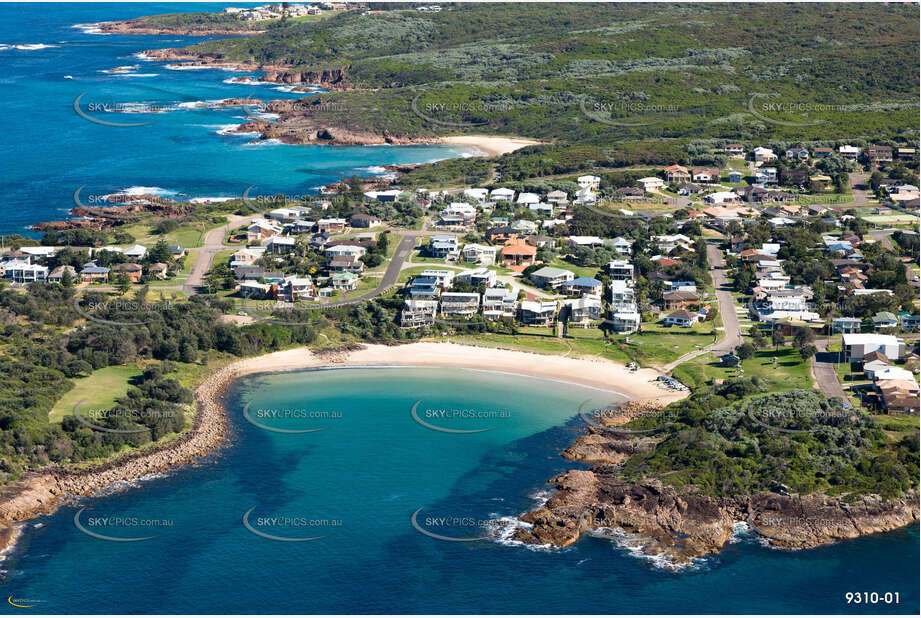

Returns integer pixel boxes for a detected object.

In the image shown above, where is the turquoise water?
[0,3,472,237]
[2,367,918,614]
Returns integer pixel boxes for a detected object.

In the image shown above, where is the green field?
[671,346,813,393]
[49,365,142,423]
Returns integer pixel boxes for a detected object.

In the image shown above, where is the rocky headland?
[89,19,267,36]
[514,401,920,565]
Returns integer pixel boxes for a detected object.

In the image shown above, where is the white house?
[516,192,540,206]
[463,188,489,203]
[838,145,860,160]
[462,243,496,266]
[842,333,905,362]
[577,175,601,190]
[637,177,665,192]
[611,237,632,255]
[753,146,776,163]
[490,188,515,202]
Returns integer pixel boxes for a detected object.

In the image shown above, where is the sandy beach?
[439,135,544,157]
[0,342,683,556]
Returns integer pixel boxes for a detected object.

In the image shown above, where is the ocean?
[0,2,474,238]
[2,367,918,614]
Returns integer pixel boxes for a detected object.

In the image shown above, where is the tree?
[737,342,756,360]
[793,326,815,349]
[772,330,785,350]
[799,345,817,361]
[750,327,767,350]
[61,268,74,288]
[116,273,132,294]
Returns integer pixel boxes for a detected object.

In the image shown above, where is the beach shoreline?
[0,342,678,558]
[437,135,544,157]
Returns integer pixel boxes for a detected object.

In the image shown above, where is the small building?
[565,295,602,326]
[111,262,143,283]
[501,242,537,267]
[831,317,862,334]
[727,170,743,183]
[482,287,518,319]
[440,292,481,316]
[664,309,697,327]
[349,213,382,228]
[561,277,603,296]
[518,300,557,326]
[662,290,700,311]
[400,299,438,328]
[842,333,905,362]
[529,266,575,289]
[331,272,360,291]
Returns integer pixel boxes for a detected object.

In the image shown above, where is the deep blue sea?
[2,367,919,614]
[0,2,473,238]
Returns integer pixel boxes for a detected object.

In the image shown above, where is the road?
[812,339,847,399]
[662,239,742,372]
[305,232,419,309]
[182,215,249,295]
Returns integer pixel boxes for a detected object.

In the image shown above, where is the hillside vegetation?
[166,3,920,180]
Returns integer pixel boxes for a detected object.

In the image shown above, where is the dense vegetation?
[170,3,920,183]
[0,284,318,482]
[622,384,918,500]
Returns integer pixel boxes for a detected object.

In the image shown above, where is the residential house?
[678,183,703,196]
[546,190,569,205]
[838,145,860,160]
[266,236,297,254]
[408,277,441,300]
[637,177,665,192]
[724,143,744,157]
[897,147,916,160]
[239,280,272,299]
[317,218,347,233]
[530,266,574,289]
[80,263,109,283]
[898,312,920,332]
[462,243,496,266]
[664,309,697,327]
[565,295,602,326]
[785,146,809,160]
[47,265,77,283]
[4,260,48,283]
[516,192,540,207]
[831,317,862,334]
[754,167,778,185]
[463,188,489,204]
[439,202,476,227]
[704,191,739,204]
[866,145,893,164]
[501,242,537,267]
[348,213,381,228]
[653,234,693,253]
[779,169,807,187]
[607,309,640,334]
[111,262,143,283]
[510,219,539,235]
[611,237,632,255]
[614,187,645,200]
[400,299,438,328]
[574,186,597,205]
[608,260,635,282]
[455,267,497,288]
[662,290,700,310]
[872,311,899,330]
[331,272,359,291]
[326,244,366,259]
[577,175,601,190]
[248,219,283,241]
[482,287,518,319]
[329,255,364,273]
[486,226,518,244]
[692,168,720,183]
[562,277,603,296]
[664,164,691,184]
[440,292,480,316]
[518,300,557,326]
[363,189,401,202]
[753,146,776,163]
[490,188,515,202]
[124,244,148,260]
[568,235,605,248]
[428,234,459,259]
[727,170,743,183]
[233,266,265,281]
[812,147,834,158]
[419,269,454,288]
[842,333,905,362]
[609,280,636,310]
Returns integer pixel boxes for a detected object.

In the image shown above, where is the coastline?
[0,342,680,558]
[437,136,544,157]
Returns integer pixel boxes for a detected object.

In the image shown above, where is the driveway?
[183,214,250,295]
[663,239,742,372]
[812,340,847,399]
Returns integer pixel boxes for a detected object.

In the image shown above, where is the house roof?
[501,243,536,256]
[663,291,700,301]
[567,277,602,287]
[531,266,573,278]
[862,350,890,364]
[667,309,694,320]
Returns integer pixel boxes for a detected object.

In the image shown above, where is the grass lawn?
[727,158,748,170]
[49,365,142,423]
[612,320,716,368]
[548,259,604,279]
[672,346,813,393]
